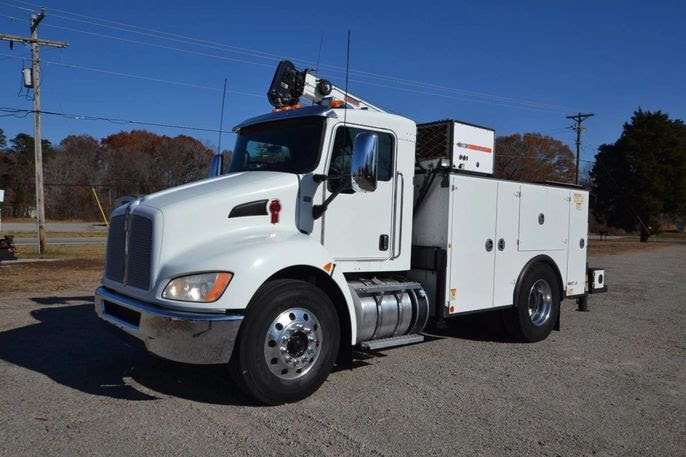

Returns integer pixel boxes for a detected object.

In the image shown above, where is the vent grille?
[127,215,153,290]
[416,121,452,162]
[105,215,125,282]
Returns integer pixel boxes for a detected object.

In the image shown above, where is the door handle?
[498,238,505,251]
[379,234,389,251]
[485,239,494,252]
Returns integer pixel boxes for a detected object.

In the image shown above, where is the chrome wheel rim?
[528,279,553,326]
[264,307,322,380]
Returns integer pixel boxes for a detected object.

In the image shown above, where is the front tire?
[503,263,560,342]
[230,279,340,405]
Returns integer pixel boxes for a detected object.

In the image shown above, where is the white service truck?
[95,60,607,404]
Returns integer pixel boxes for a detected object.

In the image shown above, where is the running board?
[359,334,424,351]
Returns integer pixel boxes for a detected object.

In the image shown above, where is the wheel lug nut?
[296,324,303,329]
[280,346,287,353]
[308,336,315,341]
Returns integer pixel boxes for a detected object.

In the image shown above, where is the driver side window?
[327,126,394,194]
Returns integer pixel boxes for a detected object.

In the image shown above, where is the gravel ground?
[0,246,684,457]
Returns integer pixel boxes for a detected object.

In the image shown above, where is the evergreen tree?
[591,109,686,241]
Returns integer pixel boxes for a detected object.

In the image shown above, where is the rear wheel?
[503,263,560,342]
[230,279,340,405]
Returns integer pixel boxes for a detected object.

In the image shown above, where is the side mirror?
[208,154,223,178]
[350,132,378,193]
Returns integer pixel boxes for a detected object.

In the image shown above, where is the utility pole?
[0,10,68,254]
[566,112,594,185]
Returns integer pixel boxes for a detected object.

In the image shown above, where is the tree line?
[1,108,684,241]
[0,129,221,220]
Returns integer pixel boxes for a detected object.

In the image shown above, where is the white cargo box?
[416,120,495,175]
[409,172,588,317]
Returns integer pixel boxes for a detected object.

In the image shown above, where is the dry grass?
[2,218,101,224]
[654,231,686,240]
[0,244,104,295]
[2,231,107,238]
[587,239,671,256]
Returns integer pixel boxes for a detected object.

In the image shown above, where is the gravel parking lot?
[1,246,684,457]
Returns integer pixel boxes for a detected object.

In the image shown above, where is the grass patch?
[2,218,102,224]
[2,231,107,238]
[588,239,671,256]
[0,244,105,295]
[654,231,686,240]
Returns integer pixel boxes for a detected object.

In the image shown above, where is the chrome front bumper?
[94,287,243,364]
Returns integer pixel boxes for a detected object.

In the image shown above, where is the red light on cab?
[269,199,281,224]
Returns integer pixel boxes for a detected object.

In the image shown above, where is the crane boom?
[267,60,384,113]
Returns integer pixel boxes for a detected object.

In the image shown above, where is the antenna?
[217,78,228,155]
[314,32,324,72]
[343,29,350,126]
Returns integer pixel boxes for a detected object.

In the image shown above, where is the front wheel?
[230,279,340,405]
[503,263,560,342]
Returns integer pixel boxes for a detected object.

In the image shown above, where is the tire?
[229,279,340,405]
[503,263,560,342]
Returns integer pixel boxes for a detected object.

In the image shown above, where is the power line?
[41,22,276,68]
[1,0,296,62]
[0,52,263,97]
[0,2,580,114]
[38,2,575,112]
[0,106,235,133]
[0,20,569,114]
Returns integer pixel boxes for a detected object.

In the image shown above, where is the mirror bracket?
[208,154,223,178]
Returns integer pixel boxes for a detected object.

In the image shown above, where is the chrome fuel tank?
[348,278,429,343]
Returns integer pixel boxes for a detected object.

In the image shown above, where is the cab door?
[322,124,396,261]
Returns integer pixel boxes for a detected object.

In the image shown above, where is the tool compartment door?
[518,184,570,251]
[566,190,589,296]
[493,181,522,307]
[448,175,497,313]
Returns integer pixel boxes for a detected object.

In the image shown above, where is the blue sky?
[0,0,684,166]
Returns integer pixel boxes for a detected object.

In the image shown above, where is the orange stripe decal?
[456,142,493,153]
[466,144,492,153]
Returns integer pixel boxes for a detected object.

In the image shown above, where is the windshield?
[228,117,325,174]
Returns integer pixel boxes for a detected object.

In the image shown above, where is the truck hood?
[140,171,298,212]
[105,172,303,302]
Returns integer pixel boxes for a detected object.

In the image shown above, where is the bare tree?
[494,133,575,184]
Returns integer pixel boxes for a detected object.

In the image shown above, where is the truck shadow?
[0,300,259,406]
[0,300,517,406]
[425,310,519,343]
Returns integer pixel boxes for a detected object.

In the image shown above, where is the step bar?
[359,333,424,351]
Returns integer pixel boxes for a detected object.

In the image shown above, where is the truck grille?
[105,212,153,290]
[105,215,126,282]
[127,215,153,290]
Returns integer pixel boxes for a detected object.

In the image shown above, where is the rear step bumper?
[95,287,243,364]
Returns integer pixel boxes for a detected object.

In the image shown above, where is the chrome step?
[359,333,424,351]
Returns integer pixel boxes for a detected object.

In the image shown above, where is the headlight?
[162,272,233,303]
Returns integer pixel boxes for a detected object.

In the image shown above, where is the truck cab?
[95,61,606,405]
